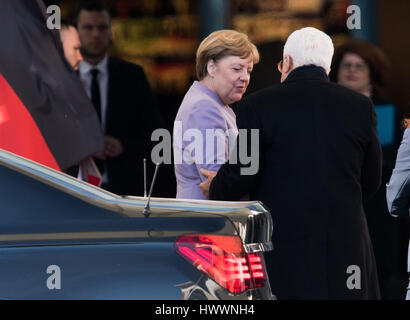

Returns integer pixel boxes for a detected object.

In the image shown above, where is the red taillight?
[175,234,266,294]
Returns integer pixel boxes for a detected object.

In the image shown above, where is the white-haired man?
[200,27,382,299]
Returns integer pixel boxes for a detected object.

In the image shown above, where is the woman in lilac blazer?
[173,30,259,199]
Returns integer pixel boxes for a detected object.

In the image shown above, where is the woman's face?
[208,55,254,105]
[337,52,371,94]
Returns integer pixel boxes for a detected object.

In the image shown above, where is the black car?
[0,149,274,300]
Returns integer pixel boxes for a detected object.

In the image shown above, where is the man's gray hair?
[283,27,334,73]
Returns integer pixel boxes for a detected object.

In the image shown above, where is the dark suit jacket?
[104,57,163,196]
[210,66,383,299]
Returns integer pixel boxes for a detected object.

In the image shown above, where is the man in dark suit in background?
[75,0,163,196]
[200,27,383,299]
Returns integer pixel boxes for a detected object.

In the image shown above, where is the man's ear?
[283,55,293,73]
[207,59,216,77]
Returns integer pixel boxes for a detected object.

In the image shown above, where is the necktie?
[90,68,104,175]
[90,69,101,121]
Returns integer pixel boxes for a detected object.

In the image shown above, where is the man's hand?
[104,136,123,158]
[199,168,217,199]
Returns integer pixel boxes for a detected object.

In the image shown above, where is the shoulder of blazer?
[108,56,145,79]
[330,82,374,107]
[245,83,283,101]
[240,83,284,110]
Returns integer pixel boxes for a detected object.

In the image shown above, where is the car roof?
[0,148,267,217]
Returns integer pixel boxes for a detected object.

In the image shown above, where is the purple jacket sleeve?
[185,100,236,182]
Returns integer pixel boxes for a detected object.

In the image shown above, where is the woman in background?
[173,30,259,199]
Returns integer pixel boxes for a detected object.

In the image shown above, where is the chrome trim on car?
[0,148,273,251]
[243,242,274,253]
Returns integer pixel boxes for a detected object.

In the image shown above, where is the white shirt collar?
[79,55,108,76]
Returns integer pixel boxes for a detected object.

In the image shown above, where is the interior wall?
[378,0,410,114]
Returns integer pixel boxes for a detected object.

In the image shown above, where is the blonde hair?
[196,30,259,80]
